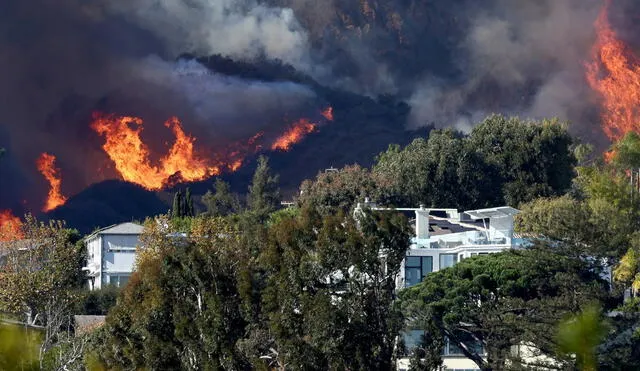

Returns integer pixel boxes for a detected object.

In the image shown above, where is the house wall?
[101,234,139,288]
[86,236,102,290]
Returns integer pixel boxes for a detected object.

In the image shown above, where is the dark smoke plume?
[0,0,636,213]
[0,0,318,211]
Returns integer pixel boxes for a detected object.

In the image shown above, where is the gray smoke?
[0,0,627,212]
[0,0,320,211]
[409,0,602,131]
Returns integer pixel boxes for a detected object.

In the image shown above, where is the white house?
[82,222,144,290]
[356,201,522,371]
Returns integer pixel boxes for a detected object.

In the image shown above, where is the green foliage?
[374,115,575,209]
[407,320,445,371]
[75,286,120,315]
[95,217,254,370]
[611,131,640,170]
[259,207,411,369]
[467,115,575,206]
[399,245,609,371]
[557,304,610,371]
[184,187,195,217]
[171,190,184,219]
[0,324,40,371]
[248,156,281,220]
[203,178,242,217]
[171,188,195,218]
[516,196,633,258]
[297,164,382,215]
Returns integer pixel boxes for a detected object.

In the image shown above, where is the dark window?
[405,256,433,287]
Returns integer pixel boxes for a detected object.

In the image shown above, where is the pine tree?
[185,187,194,217]
[248,156,280,220]
[203,179,241,217]
[171,190,183,219]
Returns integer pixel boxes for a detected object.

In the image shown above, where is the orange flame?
[37,153,68,211]
[586,0,640,141]
[321,106,334,121]
[92,107,334,188]
[271,119,317,151]
[0,210,23,242]
[91,113,223,190]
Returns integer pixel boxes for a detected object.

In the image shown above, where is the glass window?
[405,256,421,267]
[405,267,422,287]
[404,256,433,287]
[439,253,458,269]
[421,257,433,275]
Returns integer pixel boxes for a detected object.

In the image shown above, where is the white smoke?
[105,0,317,74]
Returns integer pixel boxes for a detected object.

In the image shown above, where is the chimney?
[415,205,429,240]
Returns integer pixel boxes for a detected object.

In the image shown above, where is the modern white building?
[356,201,522,371]
[394,205,520,289]
[82,222,144,290]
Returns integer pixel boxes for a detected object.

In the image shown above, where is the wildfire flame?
[91,113,225,190]
[92,107,334,190]
[321,106,334,121]
[0,210,23,242]
[271,119,317,151]
[270,107,334,152]
[586,0,640,141]
[37,153,67,211]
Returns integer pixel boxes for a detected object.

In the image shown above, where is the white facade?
[357,202,521,371]
[82,222,144,290]
[395,206,520,289]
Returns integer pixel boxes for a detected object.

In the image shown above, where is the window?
[439,253,458,269]
[404,256,433,287]
[109,274,130,287]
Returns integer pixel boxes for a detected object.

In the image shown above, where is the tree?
[203,178,241,217]
[399,245,609,371]
[0,215,84,368]
[297,164,382,215]
[373,115,575,209]
[407,320,445,371]
[467,115,575,206]
[184,187,195,217]
[258,206,411,369]
[516,196,633,259]
[94,216,254,370]
[171,190,184,219]
[248,156,280,220]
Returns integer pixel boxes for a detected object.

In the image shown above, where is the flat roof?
[464,206,520,219]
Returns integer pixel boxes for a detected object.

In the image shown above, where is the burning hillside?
[587,0,640,141]
[2,0,640,233]
[91,109,332,191]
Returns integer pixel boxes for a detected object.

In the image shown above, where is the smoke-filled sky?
[0,0,633,211]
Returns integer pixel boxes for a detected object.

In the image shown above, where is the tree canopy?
[399,245,609,371]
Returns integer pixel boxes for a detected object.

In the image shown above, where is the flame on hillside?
[271,119,317,151]
[91,113,226,190]
[0,210,23,241]
[586,0,640,142]
[37,153,67,211]
[321,106,334,121]
[92,107,333,189]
